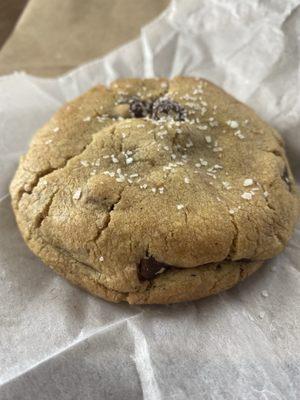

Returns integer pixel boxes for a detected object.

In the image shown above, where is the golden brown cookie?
[10,77,299,304]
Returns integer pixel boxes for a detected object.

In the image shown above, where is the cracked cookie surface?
[10,77,299,304]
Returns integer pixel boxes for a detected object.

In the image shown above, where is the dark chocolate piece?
[138,257,169,280]
[129,98,151,118]
[152,99,186,121]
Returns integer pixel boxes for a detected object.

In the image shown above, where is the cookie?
[10,77,299,304]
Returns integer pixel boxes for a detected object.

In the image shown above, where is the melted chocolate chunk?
[281,166,292,191]
[138,257,170,280]
[129,98,151,118]
[152,99,186,121]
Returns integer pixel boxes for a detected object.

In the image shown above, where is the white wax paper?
[1,1,300,399]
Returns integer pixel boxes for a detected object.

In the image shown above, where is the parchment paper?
[0,0,170,76]
[1,1,300,399]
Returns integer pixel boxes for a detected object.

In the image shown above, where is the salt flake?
[73,188,82,200]
[241,192,252,200]
[243,178,253,187]
[227,120,239,128]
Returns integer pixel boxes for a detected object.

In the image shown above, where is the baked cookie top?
[10,77,299,298]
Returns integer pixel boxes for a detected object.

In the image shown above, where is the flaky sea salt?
[104,171,115,177]
[243,178,253,187]
[212,147,223,152]
[234,130,245,139]
[227,120,239,128]
[73,188,82,200]
[241,192,252,200]
[176,204,184,210]
[126,157,133,165]
[111,155,119,163]
[222,181,232,190]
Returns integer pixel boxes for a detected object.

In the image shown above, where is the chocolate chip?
[239,268,245,279]
[138,256,169,280]
[152,99,186,121]
[281,166,292,191]
[129,98,151,118]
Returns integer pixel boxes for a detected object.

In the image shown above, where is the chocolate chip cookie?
[10,77,299,304]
